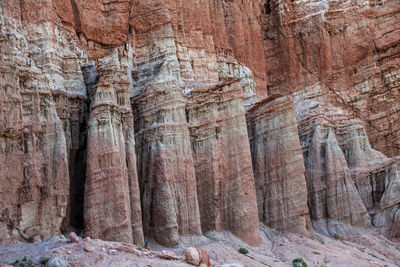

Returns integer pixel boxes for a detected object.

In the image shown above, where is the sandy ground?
[0,224,399,266]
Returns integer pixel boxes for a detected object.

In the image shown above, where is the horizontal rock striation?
[132,81,202,247]
[246,95,311,237]
[0,0,399,247]
[260,0,400,157]
[0,7,91,243]
[295,90,400,238]
[84,48,144,244]
[186,80,260,246]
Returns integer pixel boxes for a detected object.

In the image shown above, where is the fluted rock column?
[306,125,370,234]
[132,81,202,247]
[84,48,144,244]
[296,101,372,235]
[246,95,312,236]
[186,80,260,245]
[335,123,400,239]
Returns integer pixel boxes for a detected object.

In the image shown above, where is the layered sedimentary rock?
[0,5,91,242]
[0,0,400,247]
[261,0,400,157]
[246,95,311,236]
[186,80,260,245]
[132,81,202,247]
[295,89,400,237]
[84,48,144,244]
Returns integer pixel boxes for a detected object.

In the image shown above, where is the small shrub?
[313,251,321,255]
[14,257,35,266]
[292,257,308,267]
[238,247,249,255]
[333,233,346,241]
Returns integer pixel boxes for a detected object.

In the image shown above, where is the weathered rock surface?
[0,8,87,243]
[0,0,400,249]
[132,80,202,247]
[84,47,144,244]
[295,89,400,238]
[246,95,311,236]
[186,80,260,246]
[261,0,400,157]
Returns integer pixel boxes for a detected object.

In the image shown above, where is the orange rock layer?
[0,0,399,247]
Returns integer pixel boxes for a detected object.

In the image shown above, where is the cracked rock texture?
[0,0,400,250]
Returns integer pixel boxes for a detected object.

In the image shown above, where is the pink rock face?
[132,83,202,247]
[296,100,371,235]
[295,93,400,238]
[246,95,312,237]
[261,0,400,157]
[0,7,78,244]
[1,0,400,248]
[186,81,260,246]
[84,48,144,244]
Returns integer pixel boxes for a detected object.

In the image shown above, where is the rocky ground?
[0,225,399,267]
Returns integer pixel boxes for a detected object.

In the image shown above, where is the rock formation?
[186,80,260,245]
[0,0,400,248]
[261,0,400,157]
[246,95,311,236]
[295,88,400,237]
[84,47,144,245]
[0,8,86,243]
[132,80,202,247]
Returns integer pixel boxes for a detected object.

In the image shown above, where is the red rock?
[85,245,95,253]
[261,0,400,157]
[132,82,202,247]
[69,232,80,243]
[184,247,211,267]
[184,247,201,266]
[295,95,400,238]
[198,248,211,267]
[0,0,399,248]
[84,48,144,244]
[246,95,312,236]
[186,81,260,245]
[159,250,179,260]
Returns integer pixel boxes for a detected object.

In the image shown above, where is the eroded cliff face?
[246,95,312,237]
[0,0,400,247]
[84,47,144,245]
[261,0,400,157]
[186,80,260,245]
[294,88,400,238]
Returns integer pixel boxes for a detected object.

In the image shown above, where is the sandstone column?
[246,95,311,236]
[84,48,144,244]
[186,81,260,245]
[296,100,371,235]
[132,81,202,247]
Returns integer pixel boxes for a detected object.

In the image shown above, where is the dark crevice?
[70,0,82,35]
[67,108,88,234]
[63,62,97,235]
